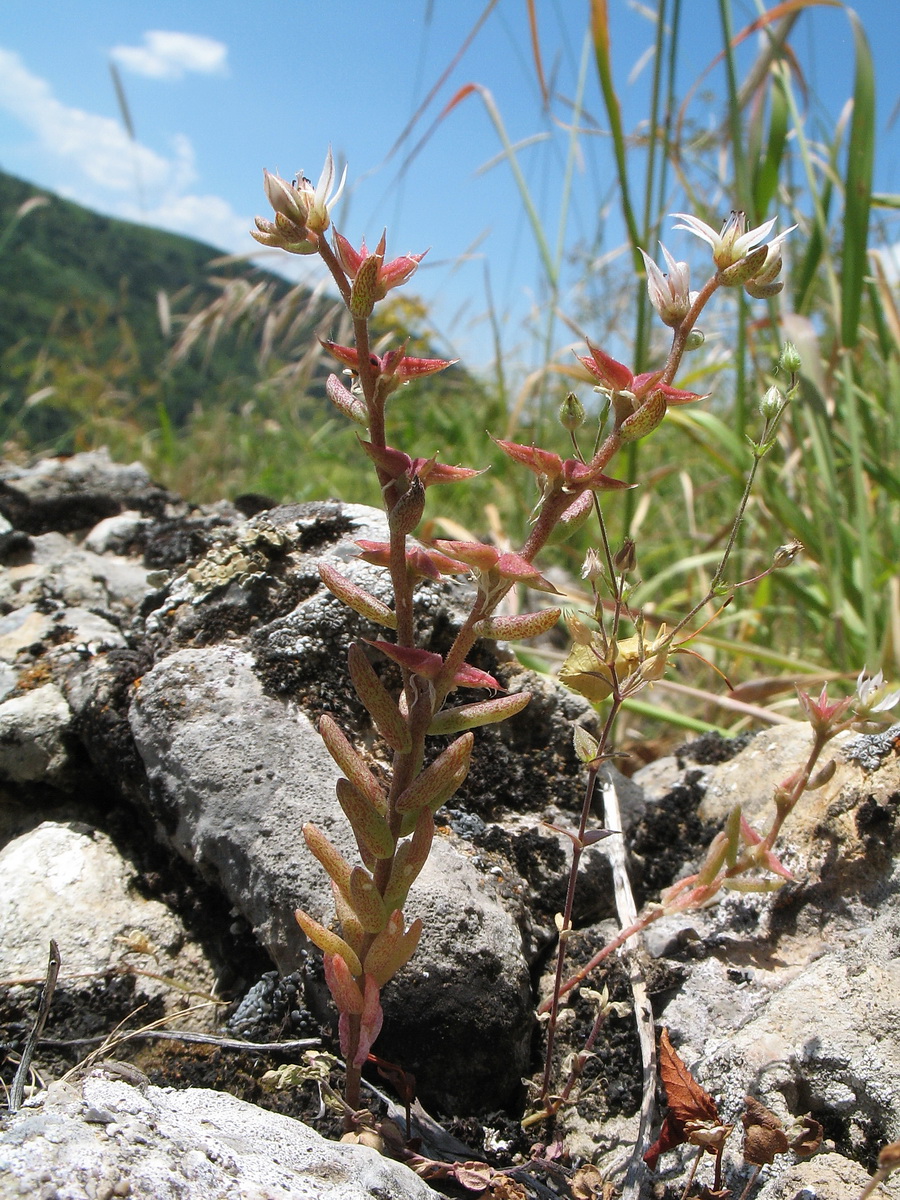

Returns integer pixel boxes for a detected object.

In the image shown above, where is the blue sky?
[0,1,897,371]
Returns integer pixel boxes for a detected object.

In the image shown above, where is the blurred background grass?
[1,0,898,736]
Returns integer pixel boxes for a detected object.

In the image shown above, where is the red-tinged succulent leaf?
[321,339,361,370]
[383,811,434,910]
[475,608,561,641]
[348,865,389,933]
[452,662,502,690]
[396,755,469,837]
[490,437,564,478]
[547,491,593,544]
[348,974,384,1067]
[302,822,354,899]
[618,391,668,443]
[495,551,561,591]
[354,540,392,568]
[318,715,387,813]
[432,538,562,594]
[415,459,485,486]
[659,1028,720,1127]
[358,441,413,479]
[295,911,362,977]
[361,910,402,983]
[739,816,795,880]
[416,547,471,575]
[324,952,364,1015]
[355,540,466,580]
[325,373,368,426]
[426,692,531,735]
[331,885,365,956]
[395,733,475,812]
[629,368,666,398]
[347,643,411,753]
[349,253,381,317]
[317,562,397,630]
[407,807,434,869]
[392,353,454,381]
[561,458,634,491]
[364,912,423,987]
[433,539,499,570]
[365,639,444,680]
[335,778,395,861]
[578,341,635,390]
[658,382,708,406]
[366,639,500,690]
[332,230,365,274]
[741,1096,789,1165]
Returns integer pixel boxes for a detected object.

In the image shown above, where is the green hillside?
[0,170,498,511]
[0,169,308,451]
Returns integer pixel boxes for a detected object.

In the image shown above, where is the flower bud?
[559,392,585,432]
[613,537,636,573]
[759,386,784,421]
[640,244,692,326]
[685,329,705,351]
[772,540,803,570]
[779,341,802,374]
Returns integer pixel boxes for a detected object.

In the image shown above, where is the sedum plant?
[252,149,798,1122]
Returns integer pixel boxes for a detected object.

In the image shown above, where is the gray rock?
[127,645,532,1111]
[0,821,216,1012]
[0,1070,440,1199]
[84,510,151,555]
[0,531,149,614]
[0,662,14,703]
[0,447,167,535]
[756,1151,877,1200]
[0,683,73,783]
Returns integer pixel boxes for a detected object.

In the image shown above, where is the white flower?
[639,243,695,327]
[672,210,795,271]
[856,668,900,714]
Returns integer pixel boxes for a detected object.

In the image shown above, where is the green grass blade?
[589,0,642,267]
[753,69,789,220]
[841,10,875,349]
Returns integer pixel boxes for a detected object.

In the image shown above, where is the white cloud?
[120,192,253,254]
[110,31,228,80]
[0,46,251,257]
[0,47,172,190]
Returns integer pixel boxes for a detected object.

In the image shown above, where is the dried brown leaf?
[646,1031,732,1170]
[572,1163,605,1198]
[789,1114,824,1158]
[659,1028,720,1126]
[454,1161,495,1191]
[741,1096,789,1165]
[488,1178,527,1200]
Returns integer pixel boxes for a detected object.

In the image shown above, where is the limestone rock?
[0,683,73,784]
[0,1070,440,1199]
[0,821,216,1014]
[127,645,531,1111]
